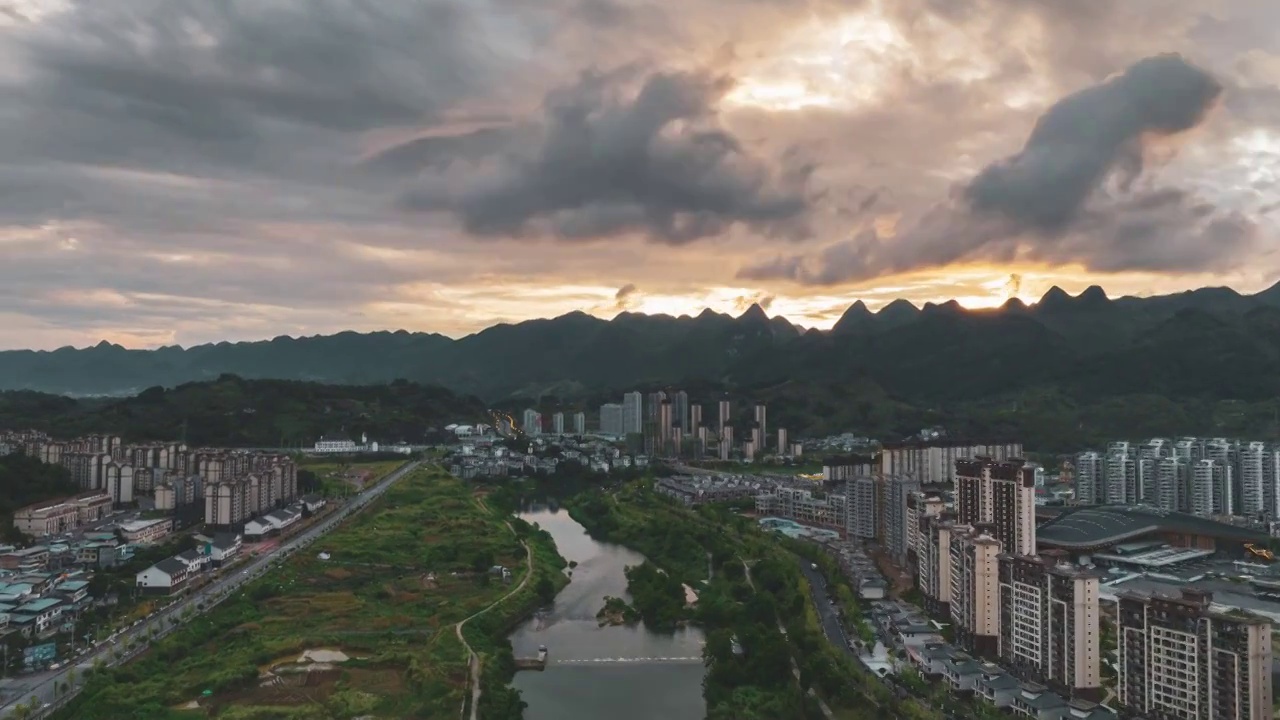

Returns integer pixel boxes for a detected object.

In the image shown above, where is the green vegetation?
[623,561,689,631]
[0,375,484,446]
[0,450,78,542]
[565,483,941,720]
[53,467,565,720]
[297,458,406,498]
[595,596,640,626]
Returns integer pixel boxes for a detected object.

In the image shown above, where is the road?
[798,560,857,659]
[456,512,533,720]
[0,460,422,719]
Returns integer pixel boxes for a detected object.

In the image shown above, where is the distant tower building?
[1239,441,1266,516]
[720,425,733,461]
[1190,459,1217,516]
[1075,451,1104,505]
[791,442,803,457]
[573,412,586,436]
[1105,453,1134,505]
[658,400,674,456]
[696,426,709,459]
[672,391,689,434]
[689,404,702,435]
[777,428,788,455]
[622,392,643,435]
[742,440,756,461]
[751,426,762,449]
[521,409,542,436]
[599,404,624,436]
[552,412,565,435]
[1156,457,1188,512]
[718,399,731,436]
[754,404,767,450]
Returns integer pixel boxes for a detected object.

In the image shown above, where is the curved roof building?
[1037,505,1266,551]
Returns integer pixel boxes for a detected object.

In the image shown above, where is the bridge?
[513,655,703,671]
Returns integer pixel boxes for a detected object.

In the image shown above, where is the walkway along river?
[508,505,707,720]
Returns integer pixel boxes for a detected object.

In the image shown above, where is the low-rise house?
[15,598,64,635]
[175,549,211,574]
[117,518,174,545]
[896,622,943,647]
[859,576,888,600]
[300,495,327,513]
[0,582,34,603]
[911,643,966,676]
[976,668,1021,708]
[943,656,986,693]
[208,534,242,566]
[136,557,191,594]
[8,613,37,637]
[53,579,90,605]
[0,546,50,571]
[76,540,124,568]
[1057,700,1117,720]
[1010,683,1069,719]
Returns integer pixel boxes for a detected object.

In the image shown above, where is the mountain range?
[4,282,1280,406]
[6,282,1280,450]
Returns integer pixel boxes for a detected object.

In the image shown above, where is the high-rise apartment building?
[717,399,731,436]
[848,476,878,540]
[918,514,956,617]
[689,404,702,435]
[1118,589,1273,720]
[672,391,689,434]
[552,412,565,435]
[754,404,767,450]
[751,426,763,449]
[950,526,1001,657]
[882,440,1023,485]
[599,403,624,436]
[955,457,1036,557]
[573,412,586,436]
[1075,451,1104,505]
[658,399,674,456]
[1105,453,1134,505]
[777,428,788,455]
[905,492,945,562]
[521,408,541,436]
[823,454,878,481]
[719,425,733,461]
[998,552,1101,698]
[1190,459,1218,516]
[881,474,921,563]
[1239,441,1266,516]
[622,392,643,435]
[1156,457,1188,512]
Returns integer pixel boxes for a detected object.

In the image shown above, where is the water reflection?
[509,505,707,720]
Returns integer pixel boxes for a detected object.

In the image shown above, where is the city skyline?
[1,2,1278,350]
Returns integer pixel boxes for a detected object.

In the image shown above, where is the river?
[509,505,707,720]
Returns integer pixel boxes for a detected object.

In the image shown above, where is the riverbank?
[565,481,945,720]
[52,468,566,720]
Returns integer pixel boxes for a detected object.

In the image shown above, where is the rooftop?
[1037,505,1267,549]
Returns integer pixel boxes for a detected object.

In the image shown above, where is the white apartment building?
[882,440,1024,485]
[1074,451,1104,505]
[918,515,955,617]
[599,403,624,436]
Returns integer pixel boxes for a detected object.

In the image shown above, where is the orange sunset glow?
[0,0,1276,348]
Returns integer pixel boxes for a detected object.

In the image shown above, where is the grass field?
[298,459,406,497]
[55,467,565,720]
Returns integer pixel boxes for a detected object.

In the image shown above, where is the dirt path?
[456,503,533,720]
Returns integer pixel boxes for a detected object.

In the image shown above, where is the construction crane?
[1244,543,1275,562]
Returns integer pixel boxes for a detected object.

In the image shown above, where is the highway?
[0,459,421,719]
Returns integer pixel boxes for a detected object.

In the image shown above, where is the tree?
[534,576,556,602]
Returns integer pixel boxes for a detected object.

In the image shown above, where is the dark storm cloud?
[742,54,1257,285]
[399,69,813,244]
[964,54,1222,231]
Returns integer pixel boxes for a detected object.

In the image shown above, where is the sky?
[1,0,1278,349]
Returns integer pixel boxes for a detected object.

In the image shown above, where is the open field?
[54,468,565,720]
[298,459,406,497]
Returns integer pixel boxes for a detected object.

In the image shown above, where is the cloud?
[614,283,640,310]
[398,68,813,243]
[744,54,1260,285]
[0,0,1277,349]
